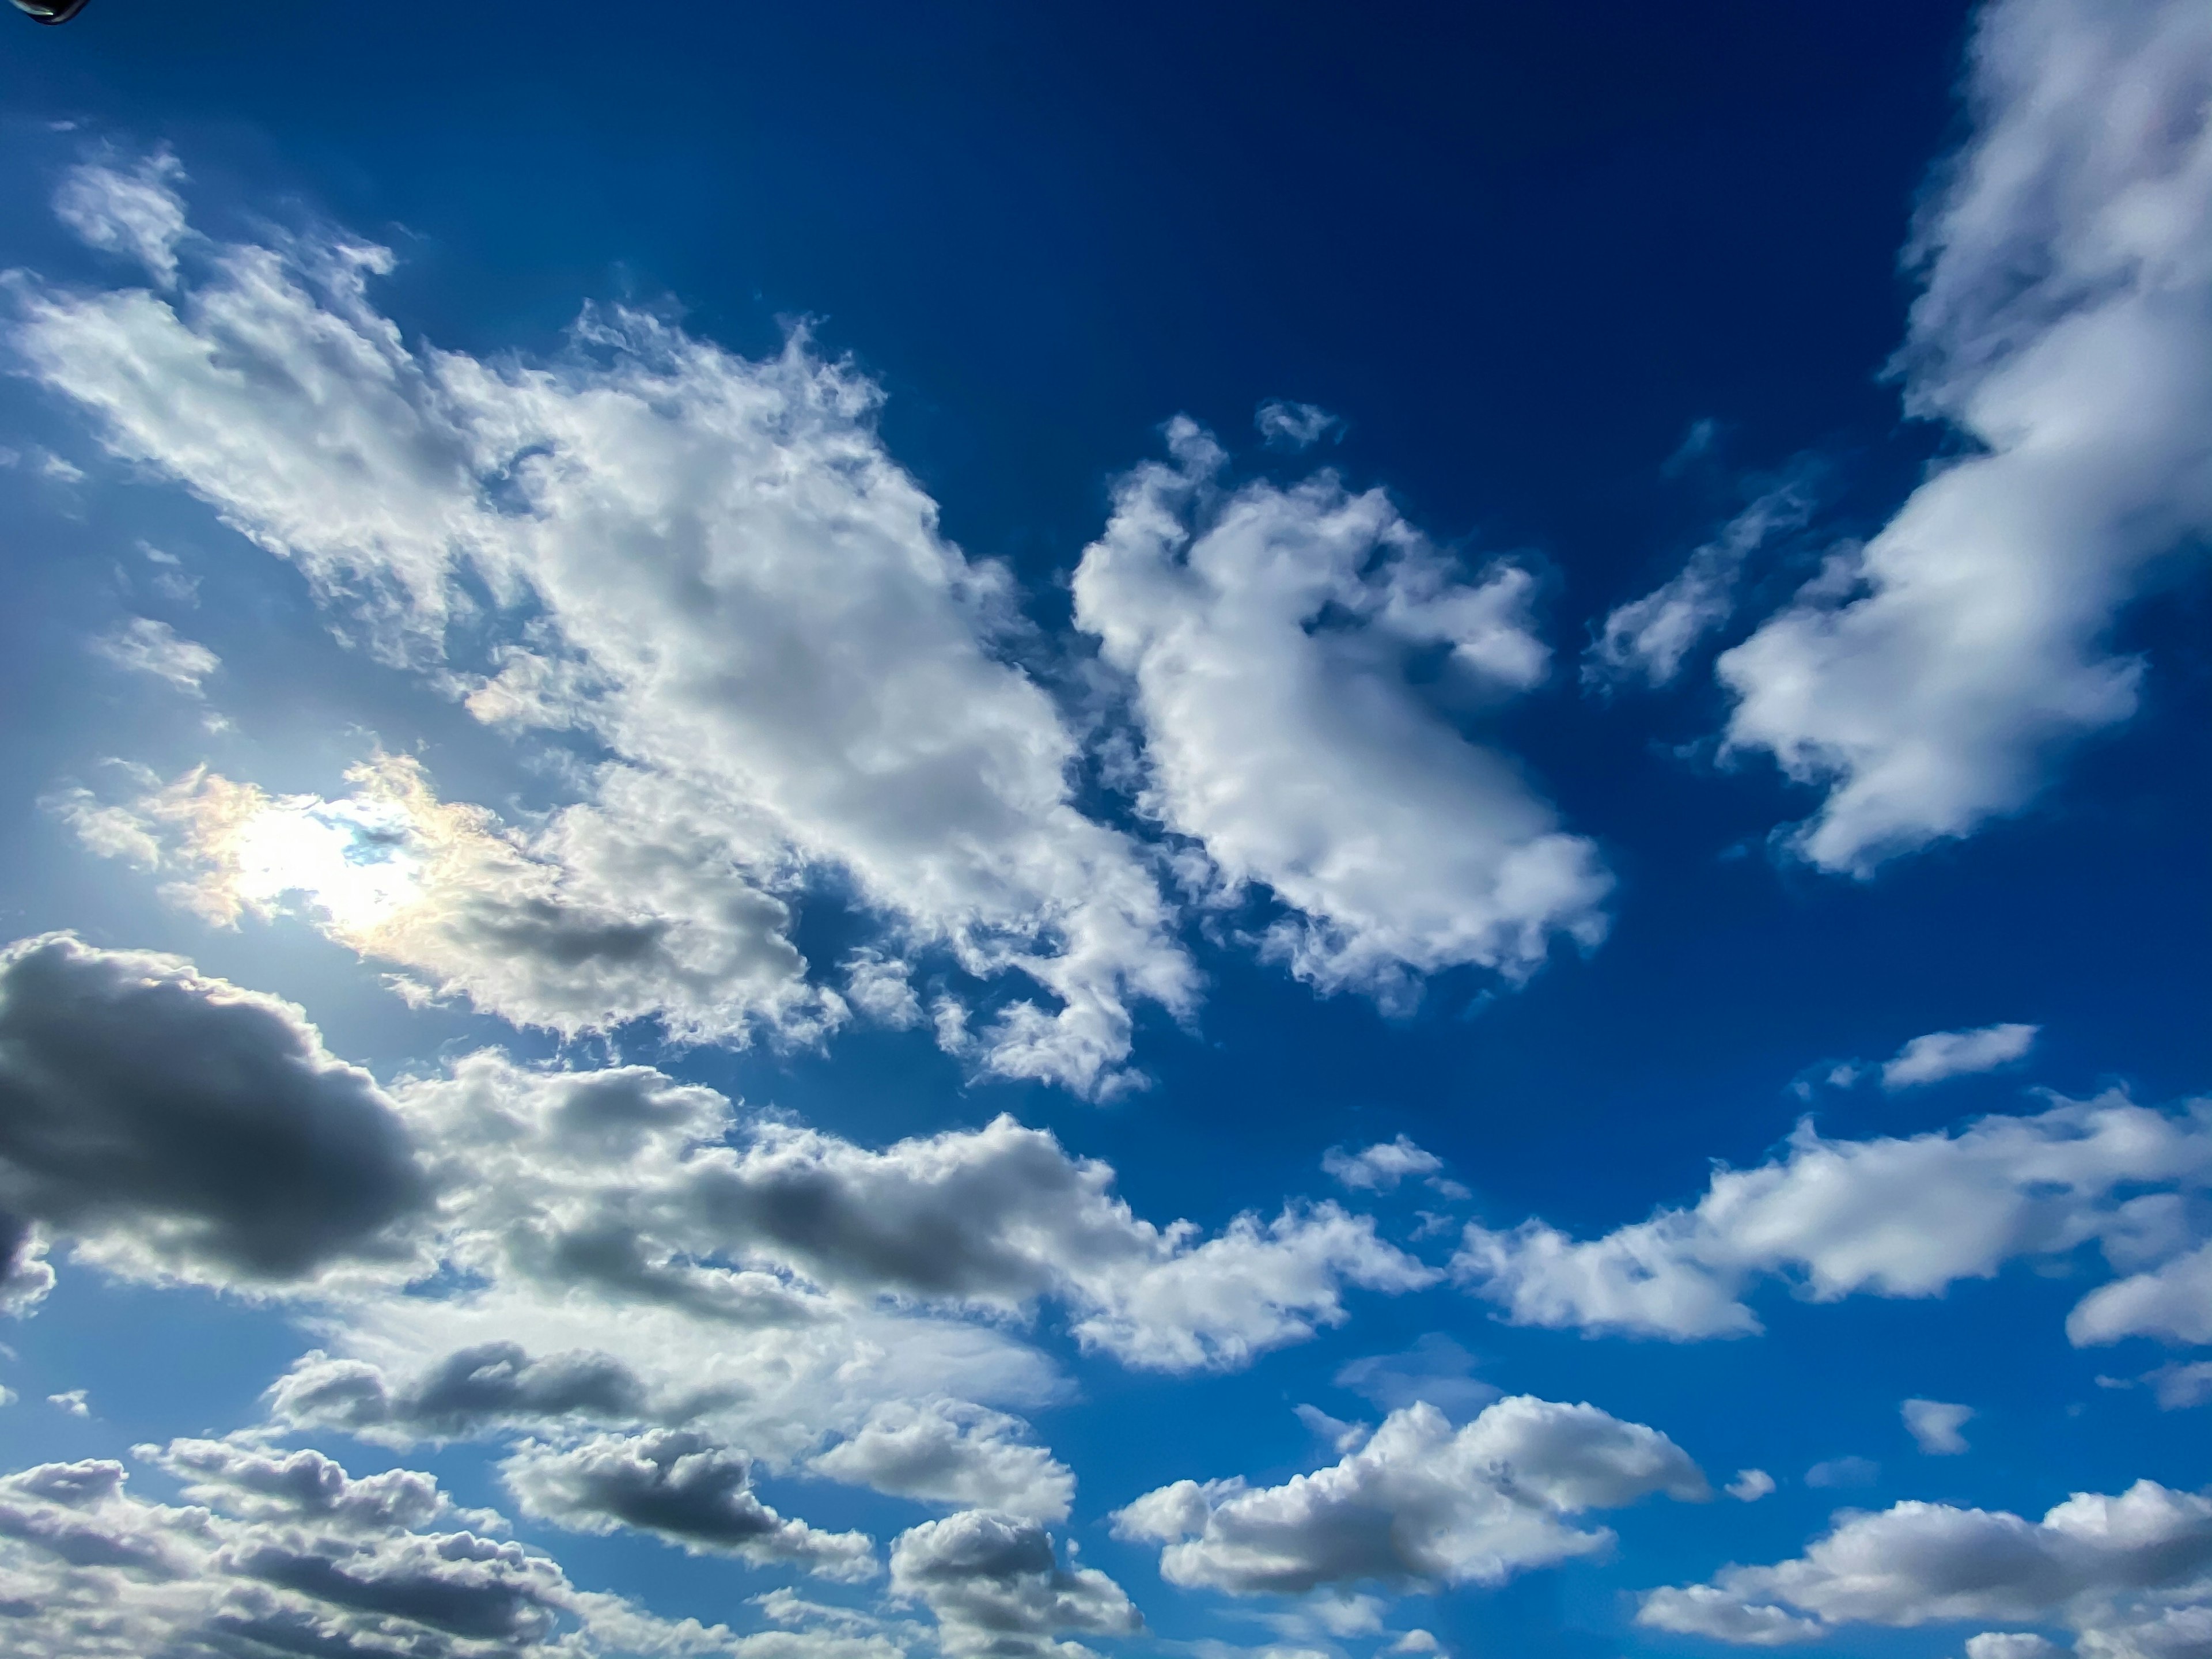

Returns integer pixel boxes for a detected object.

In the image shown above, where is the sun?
[228,796,424,935]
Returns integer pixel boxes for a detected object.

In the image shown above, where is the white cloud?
[1903,1399,1975,1455]
[2069,1239,2212,1347]
[1320,1136,1443,1193]
[1452,1092,2212,1341]
[809,1399,1075,1522]
[1255,400,1341,449]
[1805,1457,1879,1491]
[1883,1024,2040,1089]
[1111,1396,1706,1594]
[86,616,219,694]
[52,149,190,286]
[47,1389,89,1418]
[889,1510,1141,1658]
[14,161,1196,1097]
[62,757,837,1048]
[1968,1634,2069,1659]
[1728,1469,1777,1502]
[1332,1332,1498,1421]
[1714,0,2212,873]
[0,1442,830,1658]
[1585,475,1816,689]
[1637,1478,2212,1654]
[1072,419,1609,1007]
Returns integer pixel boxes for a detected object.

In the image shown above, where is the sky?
[0,1,2207,1657]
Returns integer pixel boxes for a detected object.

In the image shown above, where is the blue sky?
[0,2,2207,1658]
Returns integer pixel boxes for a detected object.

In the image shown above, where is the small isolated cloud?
[1804,1456,1878,1490]
[47,1389,89,1417]
[1727,1468,1777,1502]
[1255,399,1342,449]
[88,617,219,694]
[1322,1135,1443,1192]
[1586,474,1816,690]
[1903,1397,1974,1455]
[2147,1361,2212,1410]
[1882,1024,2039,1089]
[1334,1332,1498,1420]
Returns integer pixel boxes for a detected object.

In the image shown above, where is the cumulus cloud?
[0,1444,778,1658]
[1585,474,1817,689]
[1072,419,1609,1007]
[268,1343,658,1445]
[503,1431,878,1580]
[86,616,219,694]
[810,1399,1075,1522]
[1903,1399,1975,1456]
[14,160,1196,1097]
[1451,1092,2212,1342]
[1112,1396,1706,1595]
[60,757,836,1047]
[0,933,430,1290]
[889,1509,1141,1658]
[1728,1469,1778,1502]
[1321,1136,1443,1193]
[1637,1478,2212,1654]
[1883,1024,2040,1089]
[1714,0,2212,873]
[396,1058,1433,1372]
[2069,1240,2212,1347]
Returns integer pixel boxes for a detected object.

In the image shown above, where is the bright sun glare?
[229,798,423,934]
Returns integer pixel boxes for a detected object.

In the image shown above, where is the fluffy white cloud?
[1112,1396,1706,1595]
[2069,1240,2212,1347]
[14,165,1196,1097]
[1072,419,1609,1007]
[889,1510,1141,1658]
[1452,1092,2212,1340]
[0,934,430,1292]
[0,1443,824,1659]
[1637,1479,2212,1655]
[809,1399,1074,1522]
[1585,475,1815,689]
[1903,1399,1975,1456]
[1321,1136,1443,1193]
[52,149,190,287]
[60,757,835,1047]
[1883,1024,2040,1089]
[1727,1469,1778,1503]
[1714,0,2212,873]
[502,1431,878,1580]
[86,616,219,694]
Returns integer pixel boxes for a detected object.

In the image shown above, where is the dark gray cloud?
[0,934,430,1285]
[267,1344,654,1443]
[891,1509,1141,1657]
[0,1443,800,1658]
[502,1430,877,1580]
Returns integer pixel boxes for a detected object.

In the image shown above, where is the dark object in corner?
[13,0,93,22]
